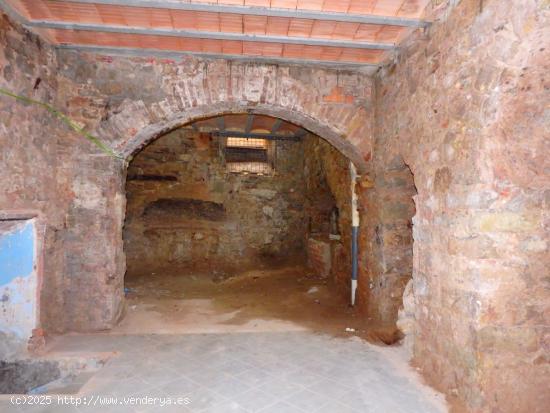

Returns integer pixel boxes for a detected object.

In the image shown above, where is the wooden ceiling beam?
[270,119,283,134]
[245,114,255,134]
[216,117,226,133]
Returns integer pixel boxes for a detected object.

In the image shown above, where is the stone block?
[307,237,332,278]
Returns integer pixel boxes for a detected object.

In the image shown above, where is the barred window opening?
[224,137,274,175]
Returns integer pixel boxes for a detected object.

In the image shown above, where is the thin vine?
[0,87,123,159]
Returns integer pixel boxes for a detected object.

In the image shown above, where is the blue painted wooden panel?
[0,221,35,286]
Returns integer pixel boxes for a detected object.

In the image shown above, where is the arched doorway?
[45,57,376,334]
[120,102,368,173]
[117,112,369,335]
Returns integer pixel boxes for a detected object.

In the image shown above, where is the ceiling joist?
[57,0,429,28]
[270,119,283,134]
[55,44,379,69]
[26,21,395,50]
[0,0,432,68]
[245,115,255,134]
[216,117,226,133]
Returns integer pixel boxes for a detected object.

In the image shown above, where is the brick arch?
[82,60,373,174]
[120,102,368,173]
[53,57,375,333]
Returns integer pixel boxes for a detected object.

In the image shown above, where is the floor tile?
[258,401,306,413]
[314,400,361,413]
[229,388,279,412]
[184,387,229,412]
[12,331,446,413]
[257,377,305,399]
[283,388,333,412]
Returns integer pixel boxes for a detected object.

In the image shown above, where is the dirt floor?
[119,261,401,345]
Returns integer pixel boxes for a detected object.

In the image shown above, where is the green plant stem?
[0,87,123,159]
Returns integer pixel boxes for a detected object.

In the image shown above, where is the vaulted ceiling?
[1,0,432,68]
[188,114,305,141]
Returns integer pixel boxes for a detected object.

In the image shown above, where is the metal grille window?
[226,137,268,149]
[225,137,273,175]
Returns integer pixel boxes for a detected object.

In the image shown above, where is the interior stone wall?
[0,15,67,355]
[360,156,416,325]
[51,48,374,333]
[2,4,547,411]
[303,135,352,289]
[1,15,127,336]
[55,50,374,172]
[124,126,306,273]
[372,0,549,411]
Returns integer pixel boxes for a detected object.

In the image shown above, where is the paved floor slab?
[2,332,447,412]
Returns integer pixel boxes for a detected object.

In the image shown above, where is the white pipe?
[351,279,358,306]
[350,163,360,227]
[350,162,360,306]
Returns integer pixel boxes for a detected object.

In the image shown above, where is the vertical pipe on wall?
[350,162,360,306]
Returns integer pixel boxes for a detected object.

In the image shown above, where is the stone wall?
[372,0,549,411]
[2,3,547,410]
[124,126,306,273]
[55,50,374,171]
[50,49,373,333]
[360,156,416,326]
[0,17,371,336]
[0,15,67,355]
[303,135,352,288]
[1,15,129,336]
[306,238,332,278]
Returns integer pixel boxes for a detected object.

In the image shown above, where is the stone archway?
[69,58,377,170]
[52,57,375,333]
[112,107,368,331]
[120,102,368,174]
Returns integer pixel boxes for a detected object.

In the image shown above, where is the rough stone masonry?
[372,0,549,411]
[124,126,307,273]
[0,0,548,411]
[124,125,351,274]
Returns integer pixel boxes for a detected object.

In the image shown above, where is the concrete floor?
[4,332,446,412]
[2,267,447,412]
